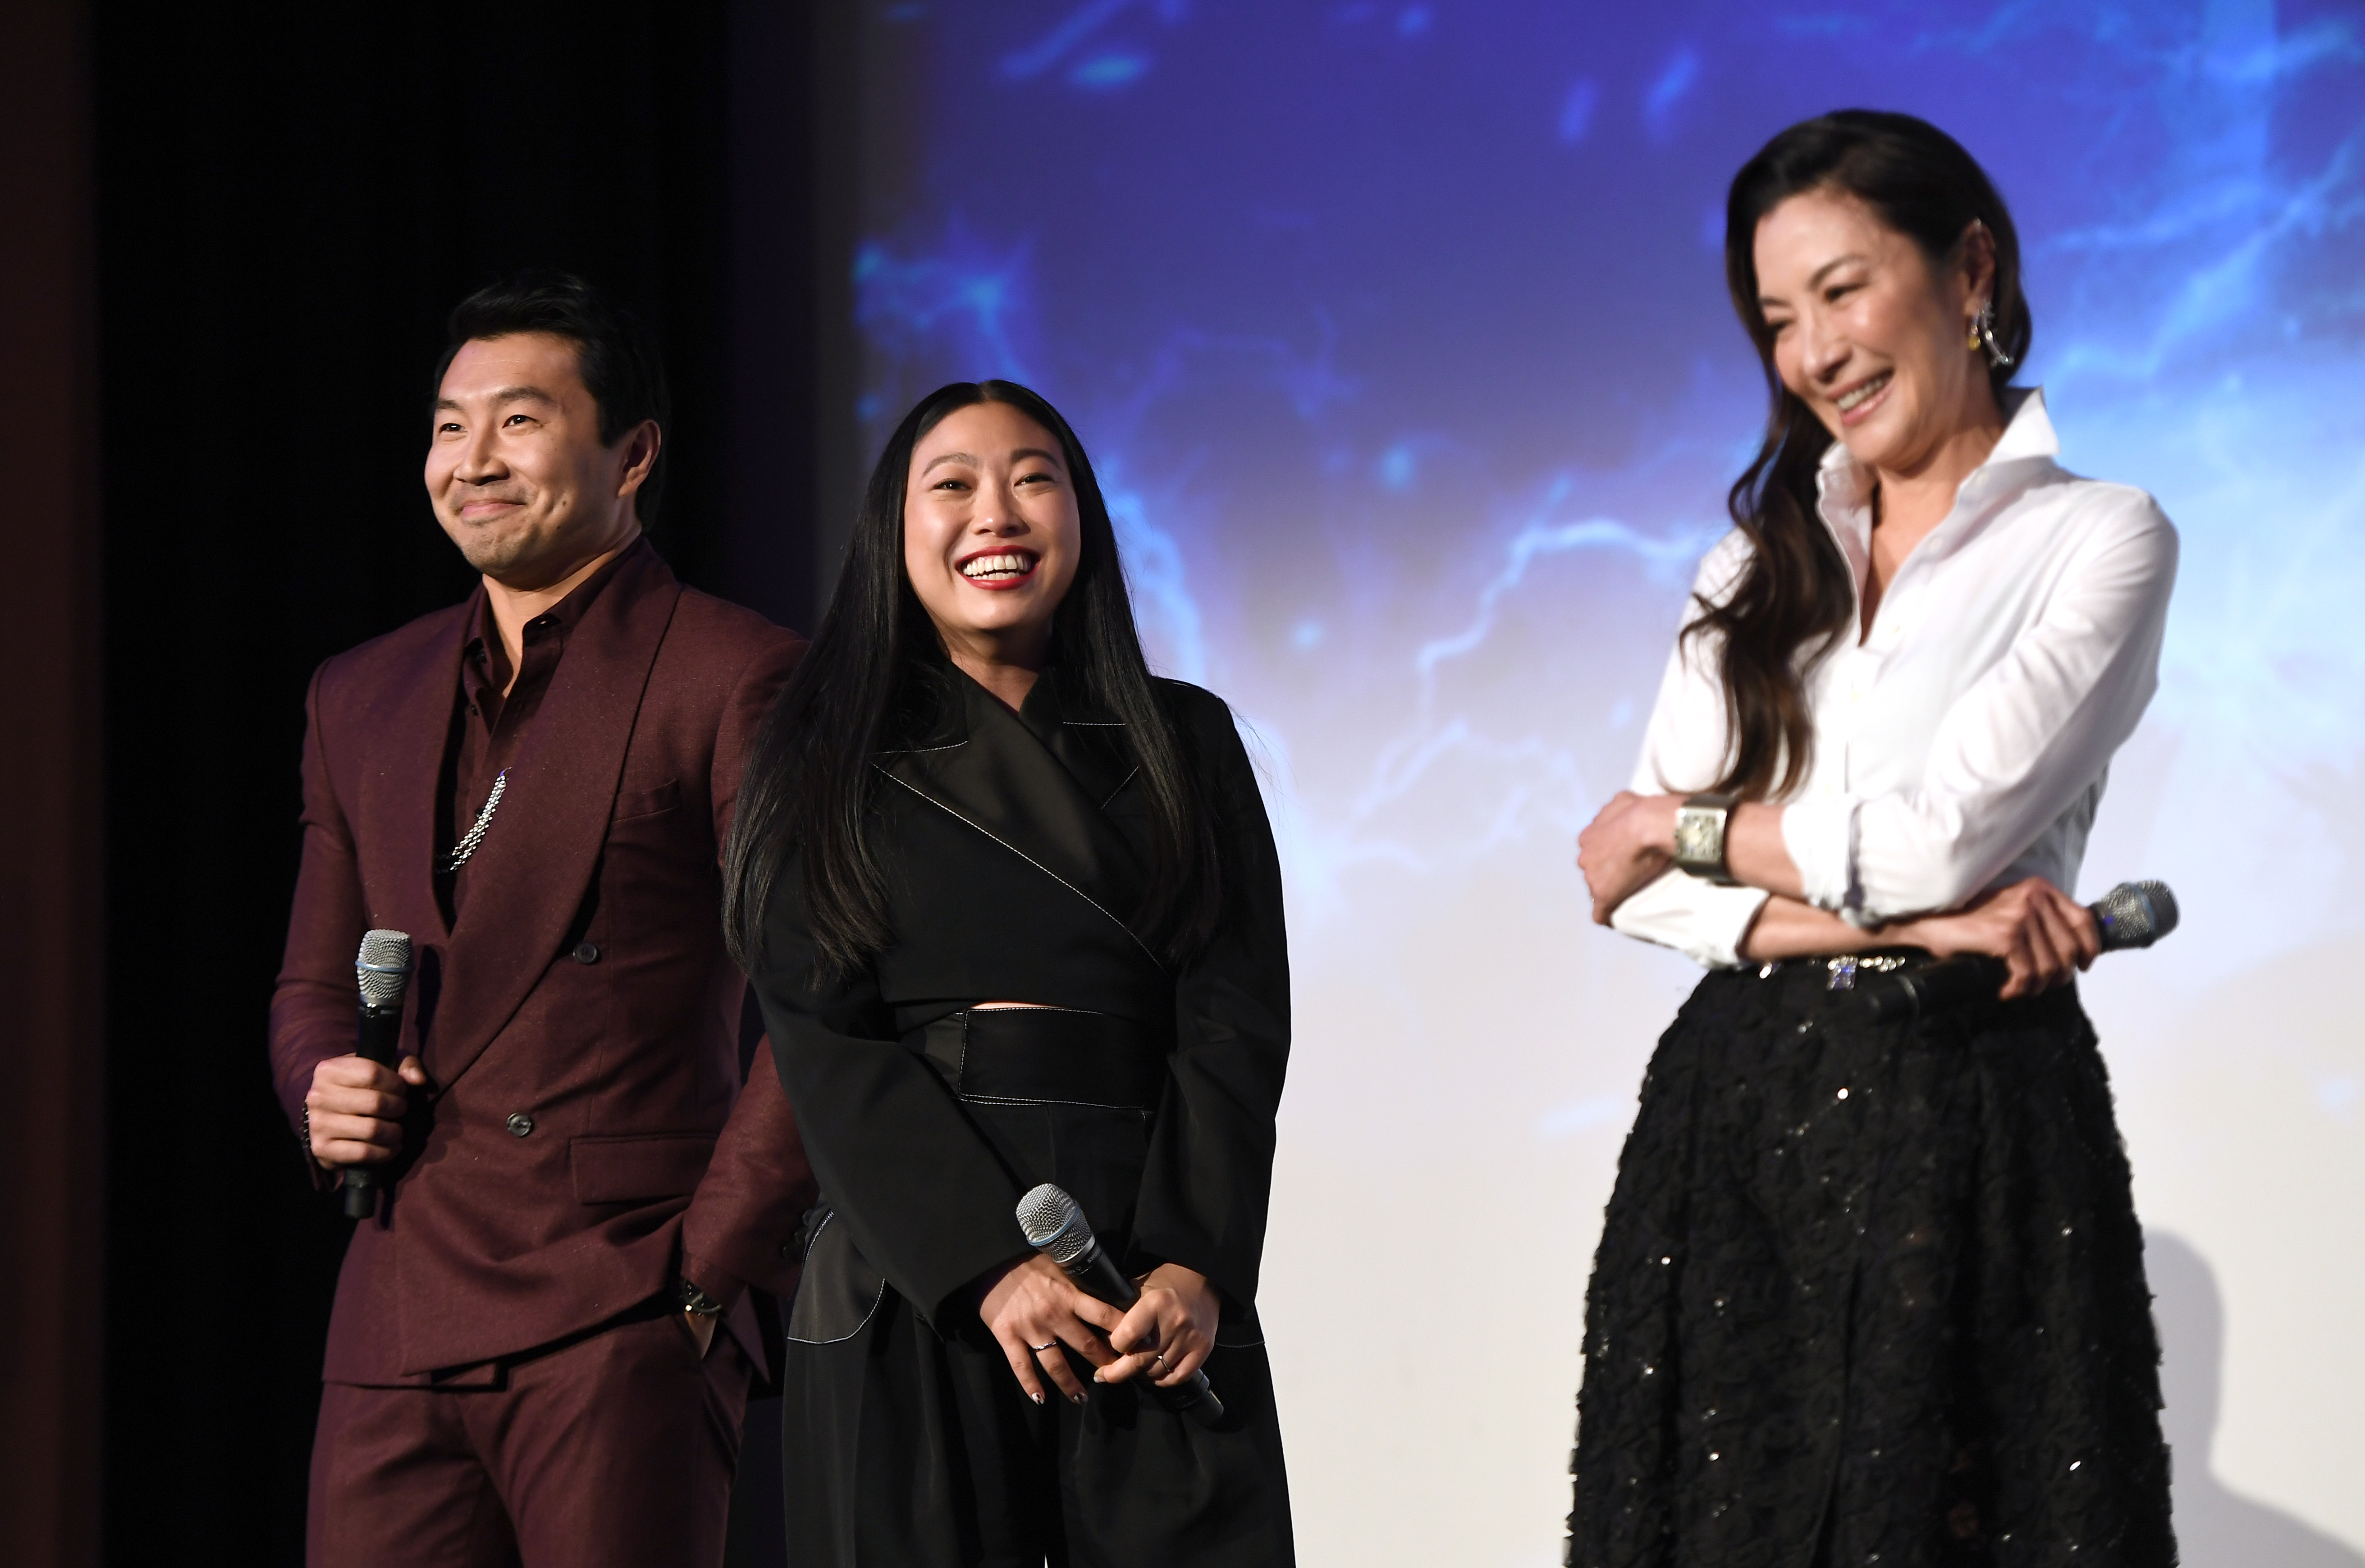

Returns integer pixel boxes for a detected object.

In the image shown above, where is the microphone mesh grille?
[1016,1183,1093,1266]
[355,929,414,1008]
[2093,880,2178,952]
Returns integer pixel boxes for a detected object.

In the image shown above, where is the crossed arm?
[1575,791,2099,997]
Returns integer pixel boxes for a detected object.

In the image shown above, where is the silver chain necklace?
[444,769,508,873]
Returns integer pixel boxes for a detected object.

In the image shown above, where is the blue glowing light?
[844,8,2365,1554]
[1001,0,1139,79]
[1559,79,1599,145]
[1070,52,1148,89]
[850,0,2365,997]
[1642,46,1700,142]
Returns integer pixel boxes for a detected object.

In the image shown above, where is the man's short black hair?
[435,271,673,523]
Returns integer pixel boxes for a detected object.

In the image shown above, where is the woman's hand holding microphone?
[1889,876,2099,999]
[974,1255,1219,1406]
[1096,1263,1219,1391]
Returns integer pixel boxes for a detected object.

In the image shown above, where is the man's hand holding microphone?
[304,1052,431,1170]
[305,929,717,1353]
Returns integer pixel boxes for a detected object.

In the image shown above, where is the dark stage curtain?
[83,3,853,1561]
[0,5,105,1566]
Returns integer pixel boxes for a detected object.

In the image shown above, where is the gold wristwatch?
[1673,792,1741,885]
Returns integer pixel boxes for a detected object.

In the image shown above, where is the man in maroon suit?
[271,274,816,1567]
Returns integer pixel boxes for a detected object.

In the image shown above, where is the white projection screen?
[834,4,2365,1562]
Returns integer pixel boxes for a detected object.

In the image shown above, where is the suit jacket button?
[506,1112,535,1138]
[572,942,599,965]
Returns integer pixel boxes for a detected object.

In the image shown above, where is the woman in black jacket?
[724,380,1293,1567]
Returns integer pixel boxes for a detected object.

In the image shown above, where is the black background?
[90,3,849,1558]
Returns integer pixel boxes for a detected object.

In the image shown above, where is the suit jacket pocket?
[785,1204,887,1344]
[613,778,682,822]
[570,1132,716,1204]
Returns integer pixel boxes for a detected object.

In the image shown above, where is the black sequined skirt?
[1567,963,2175,1568]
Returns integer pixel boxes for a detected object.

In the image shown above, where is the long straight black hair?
[1698,110,2031,800]
[723,380,1223,981]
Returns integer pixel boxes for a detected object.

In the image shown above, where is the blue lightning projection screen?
[841,3,2365,1561]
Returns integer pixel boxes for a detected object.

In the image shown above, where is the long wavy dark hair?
[1698,110,2031,799]
[723,380,1222,981]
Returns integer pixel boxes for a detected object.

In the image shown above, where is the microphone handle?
[1058,1239,1226,1427]
[1859,881,2174,1026]
[341,1001,406,1220]
[1863,955,2009,1026]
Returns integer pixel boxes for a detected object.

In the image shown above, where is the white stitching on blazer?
[871,763,1168,970]
[781,1211,889,1345]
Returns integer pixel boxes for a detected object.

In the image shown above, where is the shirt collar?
[1986,384,2060,464]
[1817,384,2059,489]
[462,535,647,666]
[1814,385,2061,564]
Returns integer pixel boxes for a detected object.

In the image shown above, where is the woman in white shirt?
[1566,111,2177,1567]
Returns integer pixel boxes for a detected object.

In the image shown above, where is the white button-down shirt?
[1610,388,2179,968]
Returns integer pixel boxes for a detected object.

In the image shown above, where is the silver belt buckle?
[1826,953,1910,992]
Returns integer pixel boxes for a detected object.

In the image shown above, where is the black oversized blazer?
[753,667,1290,1328]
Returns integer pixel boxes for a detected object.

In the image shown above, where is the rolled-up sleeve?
[1610,867,1770,968]
[1780,791,1857,915]
[1606,532,1770,968]
[1815,495,2177,924]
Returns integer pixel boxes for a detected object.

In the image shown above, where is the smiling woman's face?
[1753,187,1993,477]
[902,400,1084,671]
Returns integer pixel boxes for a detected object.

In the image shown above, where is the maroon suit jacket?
[270,541,817,1383]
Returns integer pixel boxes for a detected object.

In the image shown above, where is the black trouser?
[779,1279,1289,1568]
[779,1010,1294,1567]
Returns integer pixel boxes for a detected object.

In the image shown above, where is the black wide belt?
[905,1007,1172,1111]
[1755,947,1940,1012]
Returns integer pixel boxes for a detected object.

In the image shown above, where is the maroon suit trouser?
[307,1314,751,1568]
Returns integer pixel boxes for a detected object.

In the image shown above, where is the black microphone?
[341,929,415,1221]
[1862,879,2178,1026]
[1016,1183,1226,1427]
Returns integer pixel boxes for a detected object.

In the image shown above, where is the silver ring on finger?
[1029,1340,1058,1353]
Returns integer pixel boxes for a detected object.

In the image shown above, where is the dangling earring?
[1972,300,2013,370]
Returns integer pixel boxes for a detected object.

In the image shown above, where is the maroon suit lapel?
[351,594,476,951]
[421,549,682,1088]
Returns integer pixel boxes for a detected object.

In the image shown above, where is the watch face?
[1675,805,1725,867]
